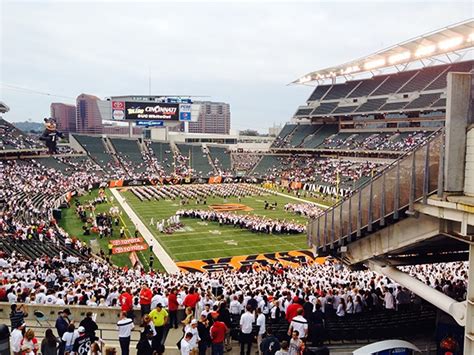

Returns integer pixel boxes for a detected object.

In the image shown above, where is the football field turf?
[120,188,314,262]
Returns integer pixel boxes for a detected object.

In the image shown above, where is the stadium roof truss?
[292,19,474,85]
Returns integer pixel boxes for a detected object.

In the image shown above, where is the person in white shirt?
[180,332,193,355]
[10,322,25,355]
[384,287,395,310]
[117,312,134,355]
[256,308,266,355]
[184,319,200,353]
[288,308,308,340]
[239,305,255,355]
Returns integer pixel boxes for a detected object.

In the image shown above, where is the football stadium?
[1,4,474,355]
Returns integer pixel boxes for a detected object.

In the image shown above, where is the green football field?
[120,187,321,262]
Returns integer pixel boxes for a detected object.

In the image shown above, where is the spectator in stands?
[10,322,26,355]
[119,287,134,319]
[239,305,255,355]
[275,341,289,355]
[149,303,168,346]
[139,284,153,316]
[285,297,303,323]
[210,312,227,355]
[117,311,134,355]
[197,314,211,355]
[20,329,39,355]
[136,326,159,355]
[256,307,266,355]
[168,288,180,329]
[288,308,308,342]
[184,319,200,355]
[383,287,396,311]
[62,323,79,354]
[10,304,27,331]
[396,286,411,311]
[72,326,96,355]
[41,329,59,355]
[288,331,302,355]
[180,332,194,355]
[56,309,71,355]
[79,312,98,339]
[260,327,280,355]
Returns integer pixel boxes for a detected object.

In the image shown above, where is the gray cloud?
[1,1,472,131]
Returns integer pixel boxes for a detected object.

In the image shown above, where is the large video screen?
[111,101,180,121]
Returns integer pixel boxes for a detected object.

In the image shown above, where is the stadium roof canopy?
[292,19,474,85]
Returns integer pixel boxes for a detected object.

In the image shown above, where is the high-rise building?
[75,93,105,134]
[50,103,76,133]
[188,101,231,134]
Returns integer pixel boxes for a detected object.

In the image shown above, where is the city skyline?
[1,1,472,132]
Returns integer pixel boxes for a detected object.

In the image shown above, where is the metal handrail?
[311,127,444,221]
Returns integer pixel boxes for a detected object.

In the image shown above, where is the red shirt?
[210,321,227,343]
[168,293,179,311]
[119,292,133,312]
[286,303,303,322]
[183,292,200,309]
[140,288,152,305]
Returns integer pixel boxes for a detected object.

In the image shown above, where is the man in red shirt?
[183,287,200,312]
[167,288,179,329]
[119,287,134,319]
[139,284,153,316]
[210,313,228,355]
[285,296,303,323]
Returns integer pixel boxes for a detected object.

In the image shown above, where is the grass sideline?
[59,189,165,272]
[121,187,311,262]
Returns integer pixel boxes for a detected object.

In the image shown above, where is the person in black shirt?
[72,326,98,355]
[79,312,98,339]
[260,328,280,355]
[310,304,325,347]
[10,304,27,330]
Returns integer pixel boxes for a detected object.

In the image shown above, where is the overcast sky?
[0,1,472,132]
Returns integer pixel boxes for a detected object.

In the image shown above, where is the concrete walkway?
[110,188,180,273]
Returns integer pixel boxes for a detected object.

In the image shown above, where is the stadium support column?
[444,72,472,194]
[129,121,133,138]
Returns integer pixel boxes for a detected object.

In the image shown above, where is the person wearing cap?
[72,325,97,355]
[184,319,200,355]
[10,322,25,355]
[210,312,227,355]
[117,311,134,355]
[79,312,98,339]
[197,314,211,355]
[149,303,168,346]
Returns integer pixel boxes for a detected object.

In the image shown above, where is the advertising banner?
[120,102,180,121]
[112,243,148,254]
[110,237,144,246]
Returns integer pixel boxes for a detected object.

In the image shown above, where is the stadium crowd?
[283,204,324,219]
[0,255,467,354]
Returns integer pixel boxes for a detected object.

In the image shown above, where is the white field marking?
[163,232,304,244]
[224,240,238,246]
[197,221,208,226]
[111,188,179,273]
[169,240,300,251]
[209,230,222,235]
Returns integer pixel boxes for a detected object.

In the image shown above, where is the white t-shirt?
[10,329,23,352]
[256,313,266,335]
[180,338,191,355]
[240,312,254,334]
[117,318,135,338]
[290,316,308,338]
